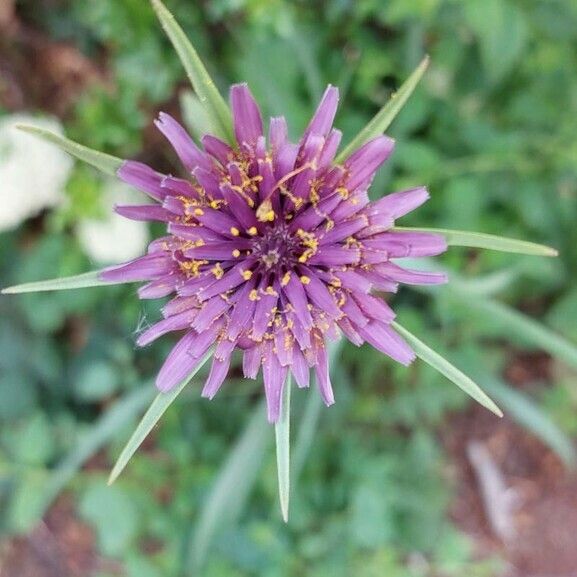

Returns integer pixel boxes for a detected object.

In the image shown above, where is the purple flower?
[101,84,447,422]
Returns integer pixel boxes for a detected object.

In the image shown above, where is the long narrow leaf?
[188,401,270,574]
[453,296,577,372]
[335,55,429,163]
[392,322,503,416]
[108,350,213,485]
[395,226,558,257]
[16,125,122,176]
[2,270,122,294]
[28,385,156,529]
[151,0,233,143]
[275,375,291,523]
[481,377,576,467]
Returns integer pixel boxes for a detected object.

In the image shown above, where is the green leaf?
[464,0,528,83]
[481,378,576,467]
[16,125,122,176]
[108,350,212,485]
[187,401,270,574]
[80,483,139,556]
[275,374,291,523]
[392,322,503,417]
[1,270,122,294]
[395,226,558,257]
[151,0,233,143]
[455,297,577,372]
[336,55,429,163]
[12,385,156,532]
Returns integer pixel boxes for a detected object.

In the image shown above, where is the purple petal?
[262,342,288,422]
[137,309,197,347]
[299,268,342,319]
[115,204,169,222]
[358,321,415,366]
[372,262,448,285]
[318,129,342,169]
[303,85,339,139]
[100,254,173,282]
[269,116,288,152]
[138,277,180,299]
[202,134,234,166]
[353,293,395,323]
[243,346,262,379]
[291,347,310,388]
[314,342,334,406]
[155,331,208,392]
[155,112,211,172]
[201,355,232,399]
[117,161,167,201]
[343,136,395,191]
[369,187,429,220]
[231,83,264,146]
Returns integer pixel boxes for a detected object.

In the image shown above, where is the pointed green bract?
[481,377,575,467]
[16,125,122,176]
[335,55,429,163]
[455,296,577,372]
[395,226,558,257]
[108,351,213,485]
[392,322,503,417]
[151,0,233,144]
[1,270,124,294]
[275,375,292,523]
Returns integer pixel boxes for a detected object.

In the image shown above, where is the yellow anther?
[300,275,311,285]
[230,227,240,236]
[247,226,258,236]
[241,270,253,280]
[249,289,260,301]
[232,249,241,258]
[256,199,275,222]
[211,263,224,279]
[281,271,291,286]
[193,208,204,216]
[265,286,278,296]
[336,186,349,199]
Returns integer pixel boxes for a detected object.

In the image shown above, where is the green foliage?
[2,0,577,575]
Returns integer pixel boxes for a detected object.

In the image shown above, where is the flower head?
[102,84,447,422]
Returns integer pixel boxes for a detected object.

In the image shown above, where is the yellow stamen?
[232,249,241,258]
[241,270,253,280]
[300,275,311,285]
[256,198,275,222]
[247,226,258,236]
[230,227,240,236]
[211,263,224,279]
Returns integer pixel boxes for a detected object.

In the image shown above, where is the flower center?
[253,224,300,270]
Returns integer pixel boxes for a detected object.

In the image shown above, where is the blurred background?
[1,0,577,576]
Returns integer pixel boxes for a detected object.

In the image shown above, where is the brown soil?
[0,3,106,115]
[445,354,577,577]
[0,496,121,577]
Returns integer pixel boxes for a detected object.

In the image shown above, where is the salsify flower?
[3,0,558,522]
[101,84,447,422]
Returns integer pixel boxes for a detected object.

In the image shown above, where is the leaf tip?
[545,247,559,257]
